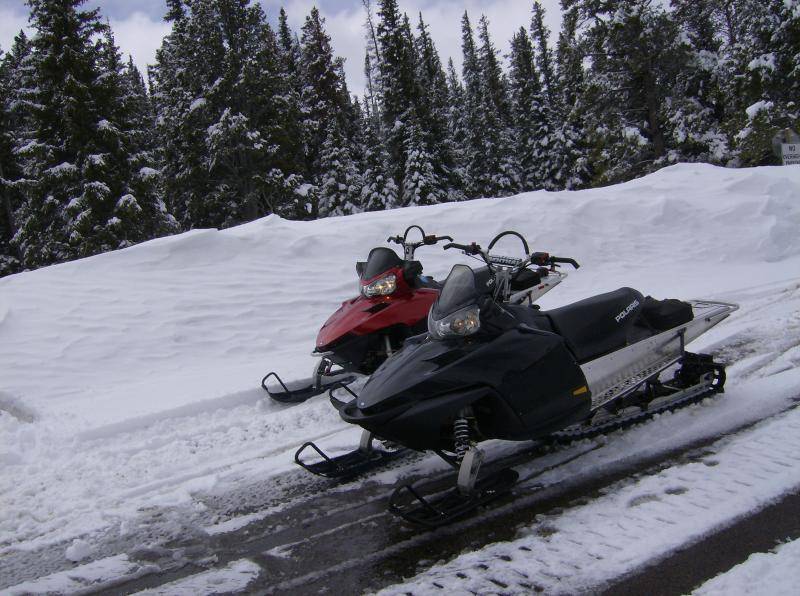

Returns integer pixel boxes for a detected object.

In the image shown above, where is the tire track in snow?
[104,382,800,595]
[375,404,800,595]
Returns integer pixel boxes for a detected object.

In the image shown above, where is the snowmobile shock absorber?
[383,335,393,357]
[453,415,470,462]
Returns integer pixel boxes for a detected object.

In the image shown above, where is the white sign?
[783,143,800,166]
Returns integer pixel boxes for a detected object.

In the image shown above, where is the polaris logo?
[615,299,640,323]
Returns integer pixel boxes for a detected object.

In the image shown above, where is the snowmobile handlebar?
[387,227,453,249]
[443,242,482,255]
[531,252,580,269]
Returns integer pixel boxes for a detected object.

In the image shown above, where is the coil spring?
[454,417,470,462]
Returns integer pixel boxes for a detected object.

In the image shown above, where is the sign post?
[773,128,800,165]
[782,143,800,165]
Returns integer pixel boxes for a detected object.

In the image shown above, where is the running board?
[581,300,738,410]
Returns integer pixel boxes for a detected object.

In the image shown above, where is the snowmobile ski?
[261,370,356,404]
[295,432,407,479]
[388,468,519,529]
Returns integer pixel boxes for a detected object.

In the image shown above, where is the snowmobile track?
[97,398,800,596]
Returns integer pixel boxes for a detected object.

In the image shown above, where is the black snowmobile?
[297,232,738,527]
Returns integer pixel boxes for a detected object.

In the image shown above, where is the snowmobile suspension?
[453,414,471,462]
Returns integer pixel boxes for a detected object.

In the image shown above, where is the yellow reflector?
[573,385,588,396]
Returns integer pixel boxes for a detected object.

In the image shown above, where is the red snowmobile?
[262,226,453,403]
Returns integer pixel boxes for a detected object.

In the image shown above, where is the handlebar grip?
[443,242,481,255]
[425,235,454,245]
[551,256,580,269]
[530,252,550,266]
[387,235,403,244]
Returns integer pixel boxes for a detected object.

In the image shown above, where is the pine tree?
[667,0,730,164]
[774,1,800,102]
[460,11,485,197]
[317,121,362,216]
[530,1,557,104]
[509,28,550,191]
[277,8,301,79]
[566,0,688,183]
[14,0,122,267]
[295,7,360,217]
[414,14,454,198]
[152,0,304,227]
[376,0,419,198]
[402,113,445,206]
[0,32,34,276]
[553,5,591,189]
[0,45,18,276]
[360,104,398,212]
[726,0,797,165]
[445,58,468,198]
[65,28,174,256]
[476,15,519,196]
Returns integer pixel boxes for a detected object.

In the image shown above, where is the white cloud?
[0,7,167,79]
[0,7,32,52]
[2,1,564,97]
[109,11,171,79]
[281,0,563,96]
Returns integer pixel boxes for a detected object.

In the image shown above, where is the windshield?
[433,265,480,317]
[362,247,403,280]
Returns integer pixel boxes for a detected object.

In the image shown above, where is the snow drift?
[1,162,800,559]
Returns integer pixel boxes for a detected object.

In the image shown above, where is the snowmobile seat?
[641,296,693,331]
[544,287,646,363]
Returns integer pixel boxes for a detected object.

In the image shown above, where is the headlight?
[362,273,397,297]
[428,305,481,340]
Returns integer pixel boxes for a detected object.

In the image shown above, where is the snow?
[693,539,800,596]
[377,402,800,595]
[138,167,160,180]
[189,97,207,112]
[1,163,800,590]
[131,559,261,595]
[748,53,777,72]
[746,100,773,119]
[0,554,156,595]
[64,538,93,562]
[44,161,77,176]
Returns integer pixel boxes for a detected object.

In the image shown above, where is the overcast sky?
[0,1,562,96]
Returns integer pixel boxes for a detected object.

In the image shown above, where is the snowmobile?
[261,225,454,403]
[298,232,738,527]
[263,227,568,404]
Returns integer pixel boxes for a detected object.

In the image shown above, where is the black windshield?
[362,247,402,280]
[433,265,480,317]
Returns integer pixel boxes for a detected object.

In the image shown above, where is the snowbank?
[694,539,800,596]
[1,163,800,559]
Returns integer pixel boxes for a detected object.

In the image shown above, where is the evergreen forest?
[1,0,798,277]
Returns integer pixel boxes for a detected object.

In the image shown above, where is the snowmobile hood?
[316,288,438,349]
[354,332,521,412]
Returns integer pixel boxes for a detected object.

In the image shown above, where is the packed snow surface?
[130,559,261,595]
[693,538,800,596]
[2,163,800,591]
